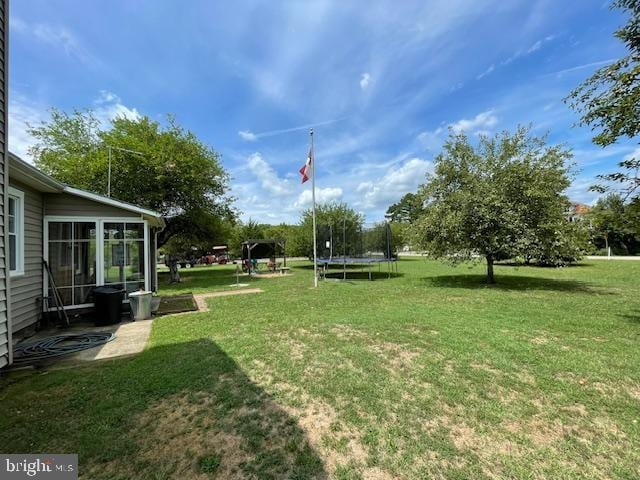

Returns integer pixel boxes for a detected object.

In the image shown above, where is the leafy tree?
[28,109,235,282]
[389,222,410,252]
[297,202,364,258]
[522,219,590,266]
[566,0,640,199]
[263,223,304,257]
[588,194,640,254]
[228,219,266,257]
[385,193,424,223]
[412,126,578,284]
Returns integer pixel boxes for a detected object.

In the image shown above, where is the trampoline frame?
[315,219,398,281]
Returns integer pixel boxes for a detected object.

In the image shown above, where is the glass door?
[47,221,97,306]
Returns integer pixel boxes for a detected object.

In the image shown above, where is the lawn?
[1,258,640,479]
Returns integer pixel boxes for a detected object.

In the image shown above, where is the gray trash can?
[128,290,153,321]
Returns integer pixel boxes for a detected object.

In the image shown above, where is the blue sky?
[8,0,636,223]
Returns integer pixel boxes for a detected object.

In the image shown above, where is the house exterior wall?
[0,0,9,368]
[8,180,43,333]
[44,193,141,218]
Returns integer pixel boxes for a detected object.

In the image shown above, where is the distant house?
[567,202,590,223]
[1,152,164,368]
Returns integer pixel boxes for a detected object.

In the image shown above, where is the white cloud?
[246,152,290,196]
[548,59,616,77]
[449,109,497,134]
[8,95,48,161]
[238,117,344,143]
[500,35,556,67]
[623,147,640,162]
[95,90,120,104]
[360,72,371,90]
[295,187,343,208]
[355,157,432,209]
[565,177,600,205]
[8,91,140,161]
[11,17,99,68]
[526,40,542,54]
[476,64,495,80]
[92,91,140,126]
[417,109,499,153]
[238,130,258,141]
[417,127,445,152]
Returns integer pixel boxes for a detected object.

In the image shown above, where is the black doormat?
[155,294,198,315]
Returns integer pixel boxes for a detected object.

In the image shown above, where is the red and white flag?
[299,146,313,183]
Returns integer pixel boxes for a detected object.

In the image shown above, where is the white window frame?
[8,187,25,277]
[43,216,149,310]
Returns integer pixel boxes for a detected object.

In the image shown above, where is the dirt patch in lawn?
[273,332,308,361]
[86,383,328,479]
[330,324,369,340]
[369,341,422,370]
[283,398,370,473]
[470,362,502,376]
[625,384,640,400]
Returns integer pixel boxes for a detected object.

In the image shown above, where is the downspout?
[40,194,46,323]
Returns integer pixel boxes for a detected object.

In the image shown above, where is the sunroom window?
[47,222,97,306]
[103,222,146,294]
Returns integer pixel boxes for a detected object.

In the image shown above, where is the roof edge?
[8,152,66,192]
[8,151,165,228]
[63,186,164,220]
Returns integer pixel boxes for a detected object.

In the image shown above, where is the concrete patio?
[15,318,153,367]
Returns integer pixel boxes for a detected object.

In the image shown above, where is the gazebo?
[241,238,287,273]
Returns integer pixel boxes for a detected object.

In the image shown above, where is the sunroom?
[44,214,158,310]
[7,153,164,336]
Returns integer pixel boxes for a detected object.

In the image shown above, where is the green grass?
[2,258,640,479]
[158,263,250,294]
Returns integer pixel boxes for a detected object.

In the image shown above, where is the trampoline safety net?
[316,221,397,264]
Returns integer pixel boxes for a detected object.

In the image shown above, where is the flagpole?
[310,128,318,288]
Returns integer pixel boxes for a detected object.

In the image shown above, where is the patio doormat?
[155,294,198,315]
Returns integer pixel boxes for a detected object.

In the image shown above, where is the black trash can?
[93,287,124,326]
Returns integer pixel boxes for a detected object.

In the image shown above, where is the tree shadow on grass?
[0,339,327,479]
[619,310,640,324]
[496,261,595,268]
[422,274,611,294]
[324,271,404,281]
[297,262,403,281]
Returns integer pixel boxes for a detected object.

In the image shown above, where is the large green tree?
[385,193,424,223]
[588,194,640,254]
[566,0,640,199]
[296,202,364,259]
[412,127,579,284]
[227,219,266,257]
[29,109,235,282]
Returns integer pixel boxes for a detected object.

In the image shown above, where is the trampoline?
[318,256,397,265]
[315,220,398,281]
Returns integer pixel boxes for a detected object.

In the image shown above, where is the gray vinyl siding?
[44,193,141,218]
[8,180,43,333]
[0,0,8,368]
